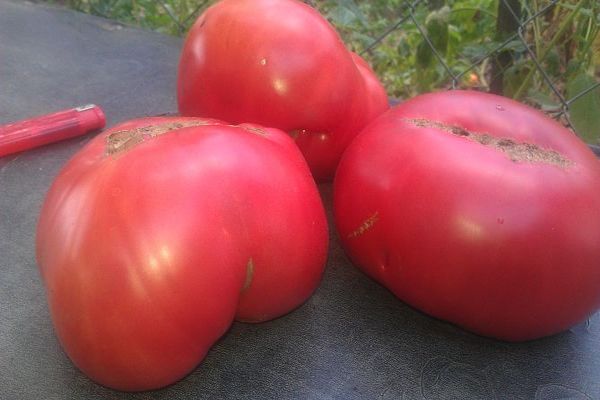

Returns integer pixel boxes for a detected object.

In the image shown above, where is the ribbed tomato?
[36,117,328,390]
[335,91,600,341]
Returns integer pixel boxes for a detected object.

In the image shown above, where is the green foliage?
[56,0,208,35]
[316,0,499,97]
[55,0,600,142]
[567,73,600,143]
[515,0,600,143]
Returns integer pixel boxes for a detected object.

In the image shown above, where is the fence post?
[490,0,522,95]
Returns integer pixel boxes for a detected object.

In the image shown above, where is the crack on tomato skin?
[105,130,145,155]
[405,118,574,168]
[242,258,254,292]
[348,212,379,239]
[105,120,273,157]
[239,125,267,136]
[105,120,211,156]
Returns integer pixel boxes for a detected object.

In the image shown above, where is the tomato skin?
[334,90,600,341]
[36,117,327,390]
[349,52,389,124]
[177,0,388,182]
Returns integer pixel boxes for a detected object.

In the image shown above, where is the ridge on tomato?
[36,117,328,391]
[334,90,600,341]
[177,0,388,182]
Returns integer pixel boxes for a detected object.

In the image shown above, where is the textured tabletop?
[1,1,600,399]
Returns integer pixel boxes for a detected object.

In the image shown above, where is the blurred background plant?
[51,0,600,143]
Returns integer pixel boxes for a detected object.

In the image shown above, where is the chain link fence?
[56,0,600,146]
[351,0,599,147]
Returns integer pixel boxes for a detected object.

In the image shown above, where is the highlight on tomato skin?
[334,90,600,342]
[177,0,389,182]
[36,116,328,391]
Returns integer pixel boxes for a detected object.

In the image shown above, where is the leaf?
[544,48,561,77]
[502,62,530,98]
[416,6,450,68]
[566,59,583,77]
[567,73,600,143]
[337,0,368,25]
[328,5,359,26]
[593,31,600,69]
[462,42,499,61]
[526,89,560,111]
[460,39,525,65]
[425,6,450,56]
[326,0,368,27]
[416,39,434,68]
[502,39,527,53]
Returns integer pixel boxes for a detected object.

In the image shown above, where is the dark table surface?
[2,1,600,399]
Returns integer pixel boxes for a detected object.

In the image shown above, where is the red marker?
[0,104,106,157]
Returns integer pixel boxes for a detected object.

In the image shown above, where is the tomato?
[334,90,600,341]
[349,52,389,122]
[177,0,388,182]
[36,117,328,391]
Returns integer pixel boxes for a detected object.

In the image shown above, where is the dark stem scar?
[348,212,379,239]
[105,120,211,156]
[242,258,254,291]
[404,118,574,168]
